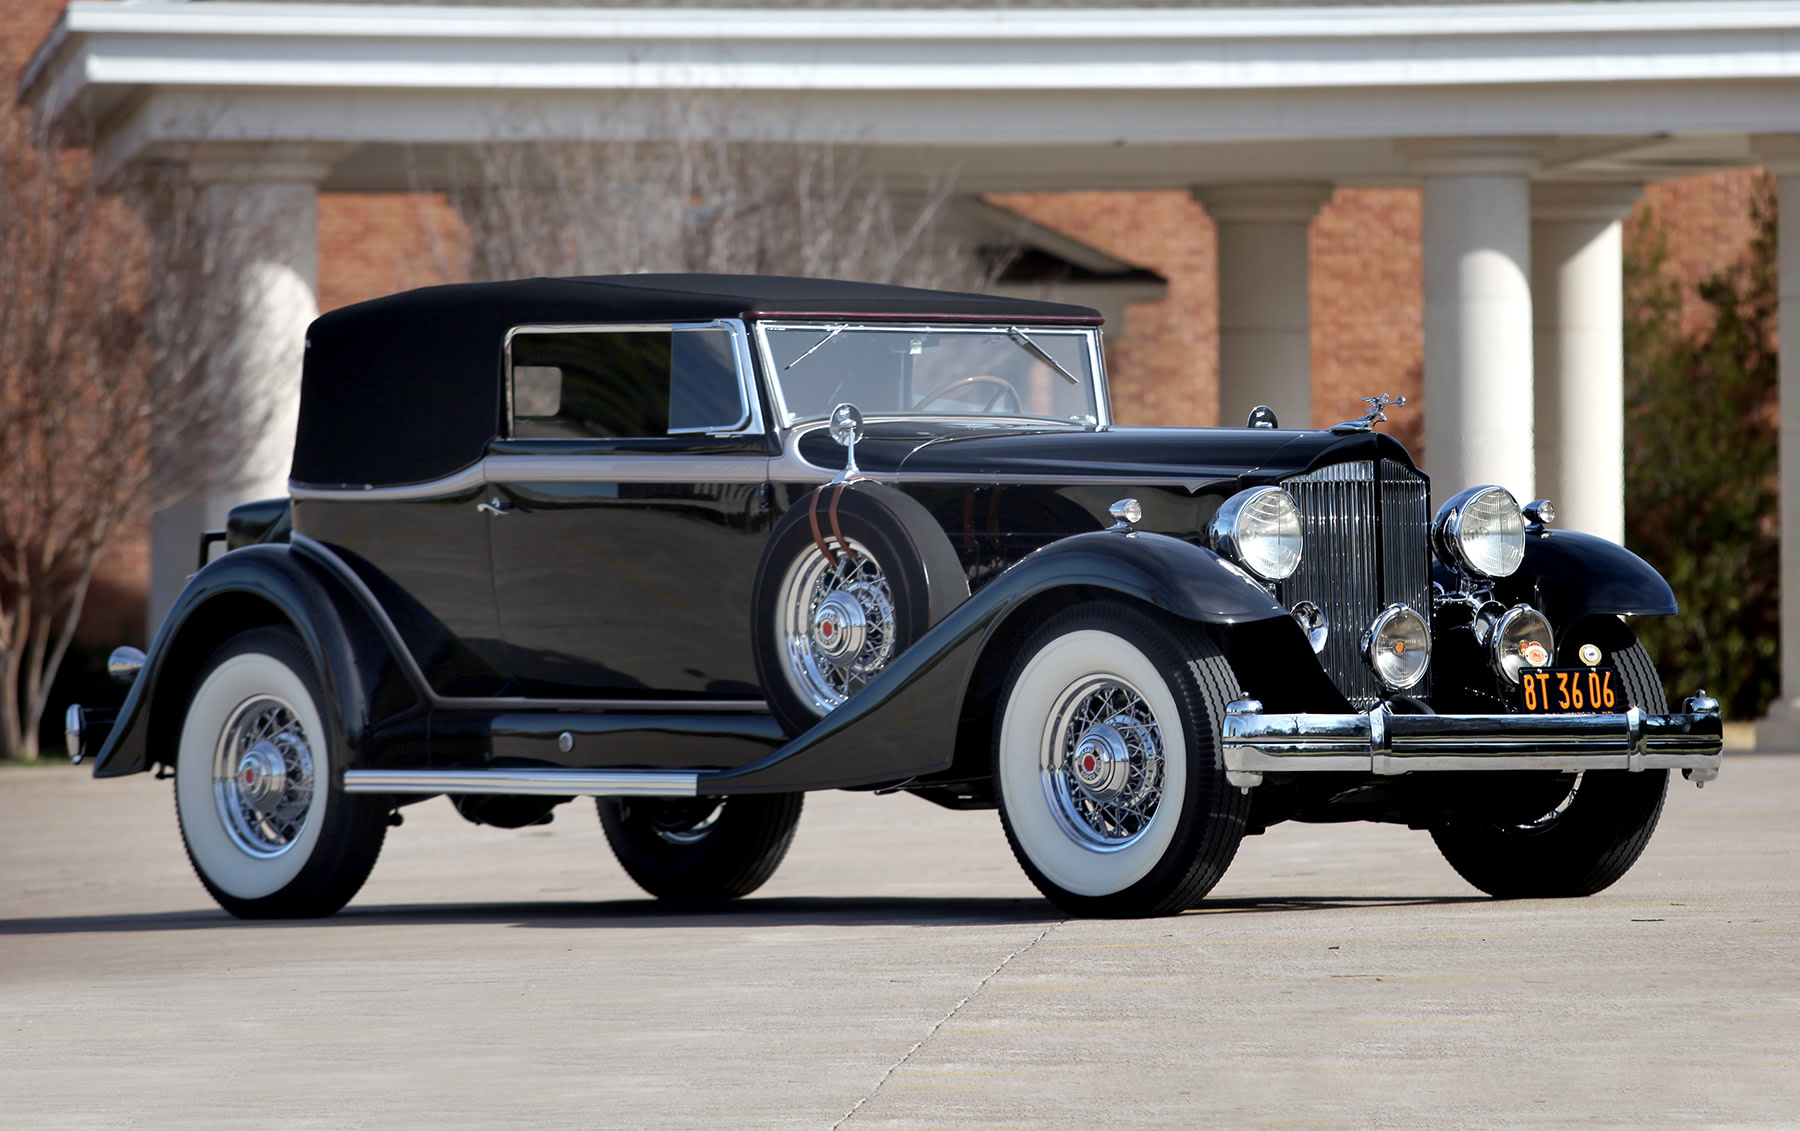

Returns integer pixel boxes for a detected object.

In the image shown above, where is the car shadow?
[0,892,1488,936]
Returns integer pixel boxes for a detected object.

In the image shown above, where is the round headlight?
[1209,487,1303,582]
[1432,486,1526,579]
[1363,604,1431,690]
[1492,605,1554,684]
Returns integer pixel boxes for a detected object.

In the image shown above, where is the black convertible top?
[292,274,1102,489]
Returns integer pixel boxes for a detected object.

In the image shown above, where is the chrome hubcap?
[212,695,315,858]
[1070,723,1134,800]
[235,741,289,813]
[1042,677,1164,850]
[777,538,896,714]
[811,591,869,666]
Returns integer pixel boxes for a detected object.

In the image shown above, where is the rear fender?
[91,542,424,778]
[709,531,1291,792]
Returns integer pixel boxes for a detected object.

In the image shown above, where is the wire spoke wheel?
[211,695,316,858]
[176,626,387,919]
[775,536,897,714]
[994,601,1249,918]
[752,480,969,736]
[1043,677,1165,849]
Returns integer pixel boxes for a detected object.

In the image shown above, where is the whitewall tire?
[994,602,1249,917]
[175,627,386,918]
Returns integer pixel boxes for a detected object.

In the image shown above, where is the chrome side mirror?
[108,646,147,686]
[828,403,866,483]
[1246,405,1278,429]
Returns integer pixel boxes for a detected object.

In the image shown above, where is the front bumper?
[1220,694,1724,789]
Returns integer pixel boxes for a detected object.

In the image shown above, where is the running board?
[342,768,698,797]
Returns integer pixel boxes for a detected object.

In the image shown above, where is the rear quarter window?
[508,327,748,439]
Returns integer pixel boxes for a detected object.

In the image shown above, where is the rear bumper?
[64,704,119,766]
[1220,694,1724,788]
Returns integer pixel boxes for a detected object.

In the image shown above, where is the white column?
[148,145,337,633]
[1754,140,1800,748]
[1404,140,1543,505]
[1531,183,1642,543]
[1192,183,1332,430]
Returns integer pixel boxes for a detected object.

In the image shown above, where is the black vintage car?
[71,275,1723,919]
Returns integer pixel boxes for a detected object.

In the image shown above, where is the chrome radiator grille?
[1276,459,1432,708]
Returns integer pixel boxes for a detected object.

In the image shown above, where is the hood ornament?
[1331,394,1406,434]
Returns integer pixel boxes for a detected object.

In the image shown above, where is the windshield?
[758,323,1104,427]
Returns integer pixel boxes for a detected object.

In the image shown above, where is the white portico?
[19,0,1800,729]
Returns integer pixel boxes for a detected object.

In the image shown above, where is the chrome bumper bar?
[1220,694,1724,789]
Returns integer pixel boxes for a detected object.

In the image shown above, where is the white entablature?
[18,1,1800,189]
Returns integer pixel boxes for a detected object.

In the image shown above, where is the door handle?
[476,497,514,517]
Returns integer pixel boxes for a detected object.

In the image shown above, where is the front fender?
[1495,530,1678,631]
[710,531,1289,792]
[91,543,423,778]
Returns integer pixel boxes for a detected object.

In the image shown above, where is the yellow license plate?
[1520,669,1620,714]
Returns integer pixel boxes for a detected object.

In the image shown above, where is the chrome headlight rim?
[1208,486,1304,583]
[1362,603,1431,691]
[1432,485,1526,580]
[1491,604,1555,684]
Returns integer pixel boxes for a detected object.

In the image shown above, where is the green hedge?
[1623,179,1780,720]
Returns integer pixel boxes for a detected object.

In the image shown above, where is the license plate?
[1519,669,1620,714]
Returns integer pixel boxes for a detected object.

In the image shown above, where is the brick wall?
[317,193,464,313]
[1310,189,1426,451]
[987,191,1221,428]
[1,0,58,72]
[1640,168,1769,334]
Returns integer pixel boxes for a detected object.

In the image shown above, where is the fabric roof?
[292,274,1101,488]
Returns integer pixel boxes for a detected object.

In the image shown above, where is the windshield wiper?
[1008,326,1080,385]
[784,324,847,370]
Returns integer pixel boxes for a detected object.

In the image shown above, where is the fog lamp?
[1492,605,1554,684]
[1363,604,1430,690]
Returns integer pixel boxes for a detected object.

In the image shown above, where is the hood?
[795,421,1420,490]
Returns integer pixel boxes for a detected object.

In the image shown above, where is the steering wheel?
[912,374,1023,414]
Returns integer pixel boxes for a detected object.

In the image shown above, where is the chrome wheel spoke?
[1041,676,1165,850]
[212,695,315,859]
[777,537,897,715]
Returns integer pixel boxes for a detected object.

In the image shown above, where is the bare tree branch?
[0,110,278,760]
[442,114,982,288]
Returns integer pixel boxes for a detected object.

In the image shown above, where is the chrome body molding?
[482,453,769,484]
[291,452,771,501]
[343,768,700,797]
[1220,696,1724,787]
[291,462,487,502]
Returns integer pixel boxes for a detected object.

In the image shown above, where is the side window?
[508,326,749,440]
[669,328,747,434]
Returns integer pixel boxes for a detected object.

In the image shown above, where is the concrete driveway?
[2,755,1795,1129]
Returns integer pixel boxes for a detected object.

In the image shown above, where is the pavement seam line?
[831,919,1063,1129]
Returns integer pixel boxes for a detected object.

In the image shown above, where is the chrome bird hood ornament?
[1331,393,1407,434]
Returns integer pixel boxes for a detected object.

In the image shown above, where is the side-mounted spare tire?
[752,480,970,737]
